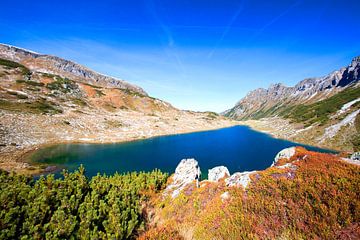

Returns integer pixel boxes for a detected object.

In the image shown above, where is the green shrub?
[0,167,168,239]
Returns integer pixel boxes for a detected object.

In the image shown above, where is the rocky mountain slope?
[0,44,147,95]
[224,56,360,151]
[0,44,235,174]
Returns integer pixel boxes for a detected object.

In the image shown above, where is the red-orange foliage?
[144,147,360,239]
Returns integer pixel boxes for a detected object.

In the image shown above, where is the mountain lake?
[31,126,335,178]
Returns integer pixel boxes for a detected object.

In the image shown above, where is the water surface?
[31,126,334,178]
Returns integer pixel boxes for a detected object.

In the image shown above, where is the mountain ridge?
[0,43,147,95]
[224,56,360,120]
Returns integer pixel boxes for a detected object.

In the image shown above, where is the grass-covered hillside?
[0,167,168,239]
[141,148,360,239]
[281,86,360,127]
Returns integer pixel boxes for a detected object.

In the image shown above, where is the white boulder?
[164,158,201,198]
[225,171,256,189]
[208,166,230,182]
[272,147,296,166]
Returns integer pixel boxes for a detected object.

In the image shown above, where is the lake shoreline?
[29,125,338,178]
[1,120,239,175]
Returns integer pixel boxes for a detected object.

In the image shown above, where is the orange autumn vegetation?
[140,147,360,239]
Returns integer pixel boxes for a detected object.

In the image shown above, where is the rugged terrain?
[140,147,360,239]
[224,56,360,151]
[0,44,236,174]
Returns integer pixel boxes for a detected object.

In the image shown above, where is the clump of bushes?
[0,166,168,239]
[46,76,78,94]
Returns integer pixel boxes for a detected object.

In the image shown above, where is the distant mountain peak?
[224,55,360,120]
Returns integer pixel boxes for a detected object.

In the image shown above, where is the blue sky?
[1,0,359,112]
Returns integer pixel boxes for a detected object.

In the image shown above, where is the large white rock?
[225,171,256,189]
[272,147,296,166]
[164,158,201,198]
[208,166,230,182]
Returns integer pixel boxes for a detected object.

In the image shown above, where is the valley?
[0,44,236,174]
[226,56,360,152]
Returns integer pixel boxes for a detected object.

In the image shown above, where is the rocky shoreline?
[164,147,360,199]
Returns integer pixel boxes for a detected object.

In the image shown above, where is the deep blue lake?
[31,126,334,178]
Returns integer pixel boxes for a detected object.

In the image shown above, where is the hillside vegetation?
[281,86,360,126]
[0,167,168,239]
[141,148,360,239]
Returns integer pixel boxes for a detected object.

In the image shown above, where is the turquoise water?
[31,126,334,177]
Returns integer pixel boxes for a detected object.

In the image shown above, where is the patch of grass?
[281,86,360,126]
[71,98,88,107]
[83,82,102,89]
[0,99,62,114]
[40,72,57,78]
[46,76,78,93]
[203,111,219,120]
[16,79,44,87]
[120,88,147,98]
[95,89,105,96]
[0,58,30,76]
[105,120,123,128]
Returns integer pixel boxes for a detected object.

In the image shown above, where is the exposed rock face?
[208,166,230,182]
[223,56,360,120]
[351,152,360,161]
[225,171,255,189]
[272,147,296,166]
[164,159,201,198]
[0,43,147,95]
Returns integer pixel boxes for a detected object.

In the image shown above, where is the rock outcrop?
[164,159,201,198]
[208,166,230,182]
[166,147,303,196]
[225,171,255,189]
[272,147,296,166]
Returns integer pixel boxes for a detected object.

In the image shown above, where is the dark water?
[31,126,334,178]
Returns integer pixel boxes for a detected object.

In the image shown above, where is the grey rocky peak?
[208,166,230,182]
[0,43,147,95]
[223,55,360,120]
[164,158,201,198]
[225,171,256,189]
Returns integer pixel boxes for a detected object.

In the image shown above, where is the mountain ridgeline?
[224,56,360,121]
[0,44,147,95]
[223,56,360,151]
